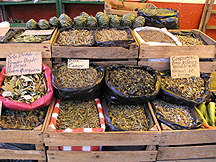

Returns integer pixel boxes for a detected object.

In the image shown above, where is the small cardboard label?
[68,59,89,69]
[0,27,9,37]
[6,52,42,76]
[0,101,2,118]
[170,55,200,79]
[22,29,54,36]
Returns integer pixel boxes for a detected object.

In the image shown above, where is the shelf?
[0,0,56,5]
[62,1,104,4]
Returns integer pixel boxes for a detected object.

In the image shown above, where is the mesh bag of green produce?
[137,8,179,29]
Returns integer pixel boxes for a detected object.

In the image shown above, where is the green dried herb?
[54,63,98,89]
[161,75,205,101]
[9,32,48,43]
[1,73,47,103]
[0,106,47,129]
[174,35,204,46]
[108,104,148,131]
[56,100,100,130]
[152,99,194,127]
[108,68,156,97]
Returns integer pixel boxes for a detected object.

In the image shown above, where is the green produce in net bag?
[74,16,87,27]
[98,14,109,28]
[87,16,97,27]
[96,12,105,20]
[121,13,136,27]
[133,16,145,28]
[109,15,121,28]
[26,19,38,29]
[49,16,59,27]
[58,13,73,28]
[38,19,50,29]
[80,12,89,18]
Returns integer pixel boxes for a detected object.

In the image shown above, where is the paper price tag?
[22,29,54,36]
[170,55,200,79]
[68,59,89,69]
[6,52,42,76]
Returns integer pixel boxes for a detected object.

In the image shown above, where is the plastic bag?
[52,63,105,100]
[151,100,203,130]
[105,64,160,105]
[0,64,53,111]
[133,26,182,46]
[102,98,154,131]
[159,72,210,106]
[137,8,179,29]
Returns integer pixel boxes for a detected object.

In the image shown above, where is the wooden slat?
[199,0,210,30]
[157,145,216,160]
[44,131,160,146]
[211,10,216,14]
[0,149,46,160]
[52,46,138,59]
[0,130,43,144]
[160,129,216,146]
[48,150,157,162]
[0,44,51,58]
[203,0,215,32]
[192,29,216,45]
[139,46,216,59]
[92,60,137,66]
[138,61,216,73]
[206,25,216,29]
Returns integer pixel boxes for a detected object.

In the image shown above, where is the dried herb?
[137,30,176,44]
[161,75,205,101]
[54,63,98,89]
[108,68,156,97]
[95,29,129,42]
[1,73,47,103]
[107,104,148,131]
[174,35,204,46]
[152,99,194,127]
[56,30,94,46]
[9,31,48,43]
[56,100,100,130]
[0,106,47,129]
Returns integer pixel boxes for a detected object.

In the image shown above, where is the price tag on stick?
[6,52,42,76]
[170,55,200,79]
[22,29,54,36]
[0,101,2,118]
[68,59,89,69]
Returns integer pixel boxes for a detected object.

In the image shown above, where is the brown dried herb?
[107,104,148,131]
[56,100,100,130]
[0,106,47,129]
[56,30,94,46]
[174,35,204,46]
[152,99,194,127]
[54,63,98,89]
[161,75,205,101]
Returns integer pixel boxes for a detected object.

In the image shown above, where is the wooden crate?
[143,58,216,161]
[104,0,156,16]
[43,101,161,162]
[0,28,58,68]
[51,29,139,66]
[0,101,54,162]
[136,29,216,67]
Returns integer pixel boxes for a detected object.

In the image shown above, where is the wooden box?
[0,28,58,68]
[51,29,139,67]
[44,101,161,162]
[136,29,216,67]
[0,101,54,162]
[139,54,216,161]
